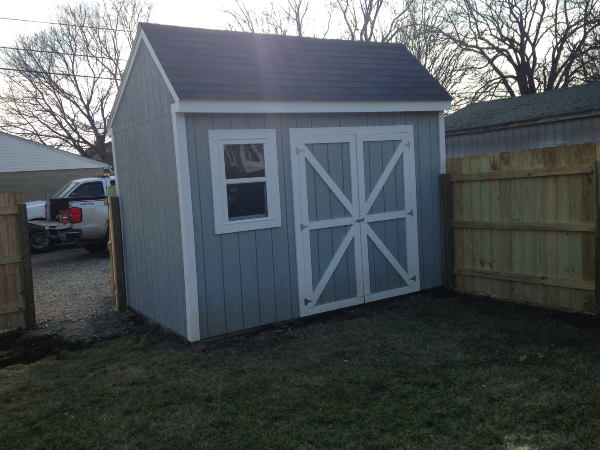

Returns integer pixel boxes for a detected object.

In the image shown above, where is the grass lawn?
[1,292,600,449]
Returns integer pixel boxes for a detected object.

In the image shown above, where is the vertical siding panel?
[282,113,302,318]
[417,113,436,288]
[192,114,227,337]
[247,114,277,325]
[185,114,208,339]
[226,114,260,329]
[265,113,293,322]
[214,114,244,333]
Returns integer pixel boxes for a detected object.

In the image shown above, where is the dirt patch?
[0,310,145,369]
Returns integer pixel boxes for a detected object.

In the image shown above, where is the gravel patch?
[32,246,113,327]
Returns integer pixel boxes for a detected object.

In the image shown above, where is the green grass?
[2,294,600,449]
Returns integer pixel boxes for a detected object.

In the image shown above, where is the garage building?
[0,131,108,201]
[109,23,451,341]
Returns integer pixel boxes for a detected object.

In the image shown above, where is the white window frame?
[208,129,281,234]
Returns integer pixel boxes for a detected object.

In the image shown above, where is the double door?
[290,126,420,316]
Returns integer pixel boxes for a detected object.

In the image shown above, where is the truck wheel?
[29,229,54,254]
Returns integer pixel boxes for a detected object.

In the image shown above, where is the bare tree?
[223,0,300,35]
[331,0,414,42]
[0,0,152,164]
[285,0,312,37]
[395,0,474,107]
[443,0,600,98]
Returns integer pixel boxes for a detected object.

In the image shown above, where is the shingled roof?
[140,23,451,102]
[446,82,600,133]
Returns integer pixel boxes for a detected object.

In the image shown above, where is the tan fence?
[441,142,600,315]
[0,193,35,331]
[106,186,126,312]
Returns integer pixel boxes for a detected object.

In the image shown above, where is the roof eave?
[446,108,600,136]
[172,99,452,114]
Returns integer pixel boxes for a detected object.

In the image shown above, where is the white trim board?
[172,100,451,115]
[172,113,201,342]
[108,28,179,130]
[439,112,447,174]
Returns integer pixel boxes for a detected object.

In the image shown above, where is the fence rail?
[442,142,600,315]
[0,193,35,331]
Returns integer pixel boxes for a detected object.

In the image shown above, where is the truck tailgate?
[28,220,70,231]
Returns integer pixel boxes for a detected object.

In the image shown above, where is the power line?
[0,46,127,61]
[0,17,134,33]
[0,67,117,80]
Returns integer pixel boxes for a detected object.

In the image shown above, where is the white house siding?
[446,115,600,158]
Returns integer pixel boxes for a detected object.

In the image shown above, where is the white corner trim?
[172,113,200,342]
[108,128,120,197]
[172,100,452,115]
[439,112,447,174]
[108,28,179,129]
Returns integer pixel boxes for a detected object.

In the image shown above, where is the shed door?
[290,126,420,317]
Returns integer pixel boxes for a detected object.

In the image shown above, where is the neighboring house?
[0,131,109,201]
[109,23,451,342]
[445,82,600,158]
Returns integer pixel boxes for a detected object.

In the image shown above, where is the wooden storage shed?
[109,23,451,341]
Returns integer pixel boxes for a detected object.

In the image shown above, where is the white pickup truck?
[27,173,115,253]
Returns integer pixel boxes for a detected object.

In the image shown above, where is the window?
[69,182,105,198]
[209,129,281,234]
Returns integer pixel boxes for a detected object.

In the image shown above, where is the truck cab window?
[70,182,105,198]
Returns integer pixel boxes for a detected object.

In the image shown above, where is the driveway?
[32,246,113,327]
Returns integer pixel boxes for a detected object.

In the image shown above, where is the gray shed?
[109,23,451,341]
[446,82,600,157]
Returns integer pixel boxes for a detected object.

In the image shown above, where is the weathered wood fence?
[0,193,35,331]
[106,186,126,312]
[441,142,600,315]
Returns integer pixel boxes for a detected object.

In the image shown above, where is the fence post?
[17,203,36,329]
[107,188,127,312]
[594,161,600,316]
[440,174,455,291]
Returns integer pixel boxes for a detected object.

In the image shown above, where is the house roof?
[446,82,600,133]
[0,132,108,173]
[139,23,451,103]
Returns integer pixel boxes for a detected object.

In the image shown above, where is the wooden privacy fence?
[441,142,600,315]
[106,186,126,312]
[0,193,35,331]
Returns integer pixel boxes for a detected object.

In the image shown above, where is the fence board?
[442,142,600,314]
[0,192,35,331]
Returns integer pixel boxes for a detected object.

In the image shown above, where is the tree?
[331,0,414,42]
[443,0,600,98]
[395,0,474,107]
[223,0,316,36]
[0,0,152,164]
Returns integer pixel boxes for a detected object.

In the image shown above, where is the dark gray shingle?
[140,23,451,102]
[446,83,600,133]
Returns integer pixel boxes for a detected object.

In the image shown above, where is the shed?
[446,82,600,157]
[109,23,451,341]
[0,131,109,201]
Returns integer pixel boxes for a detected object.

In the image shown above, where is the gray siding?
[187,111,443,339]
[111,41,187,337]
[446,115,600,158]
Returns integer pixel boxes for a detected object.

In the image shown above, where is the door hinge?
[304,298,311,306]
[300,224,307,231]
[407,210,413,216]
[405,141,411,148]
[409,275,416,281]
[296,147,305,154]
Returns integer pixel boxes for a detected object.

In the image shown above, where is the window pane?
[227,182,268,220]
[70,182,105,197]
[224,143,265,179]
